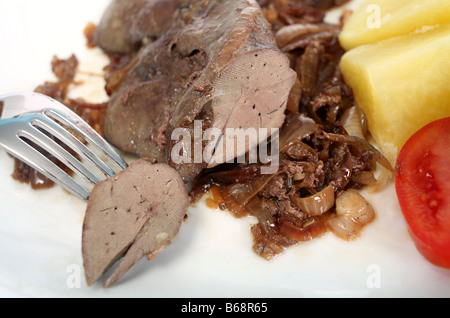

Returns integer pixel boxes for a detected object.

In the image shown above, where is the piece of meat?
[94,0,182,53]
[96,0,297,182]
[82,159,189,287]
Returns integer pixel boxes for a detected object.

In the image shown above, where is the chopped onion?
[291,185,335,216]
[327,189,375,240]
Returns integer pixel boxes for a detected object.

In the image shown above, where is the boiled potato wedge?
[339,0,450,50]
[340,23,450,164]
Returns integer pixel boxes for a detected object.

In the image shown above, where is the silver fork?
[0,92,128,201]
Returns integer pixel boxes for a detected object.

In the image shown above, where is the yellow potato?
[339,0,450,50]
[339,23,450,165]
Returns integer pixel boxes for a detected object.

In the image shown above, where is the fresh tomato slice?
[395,117,450,269]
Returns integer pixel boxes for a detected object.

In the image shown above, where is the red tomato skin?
[395,117,450,269]
[408,227,450,269]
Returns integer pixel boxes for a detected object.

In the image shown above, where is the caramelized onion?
[279,216,328,242]
[280,113,318,151]
[203,165,261,185]
[225,172,280,206]
[340,105,368,140]
[105,57,138,94]
[248,197,300,260]
[323,132,394,172]
[246,196,277,235]
[291,185,335,216]
[286,76,302,113]
[283,139,318,161]
[327,189,375,240]
[275,23,340,52]
[275,23,322,49]
[350,170,377,186]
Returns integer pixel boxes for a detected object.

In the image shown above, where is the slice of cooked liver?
[82,159,189,287]
[96,0,296,182]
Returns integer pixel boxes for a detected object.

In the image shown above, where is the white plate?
[0,0,449,298]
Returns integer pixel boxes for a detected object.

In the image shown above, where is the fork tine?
[1,135,91,201]
[0,92,129,201]
[44,109,128,174]
[30,113,116,179]
[19,118,102,186]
